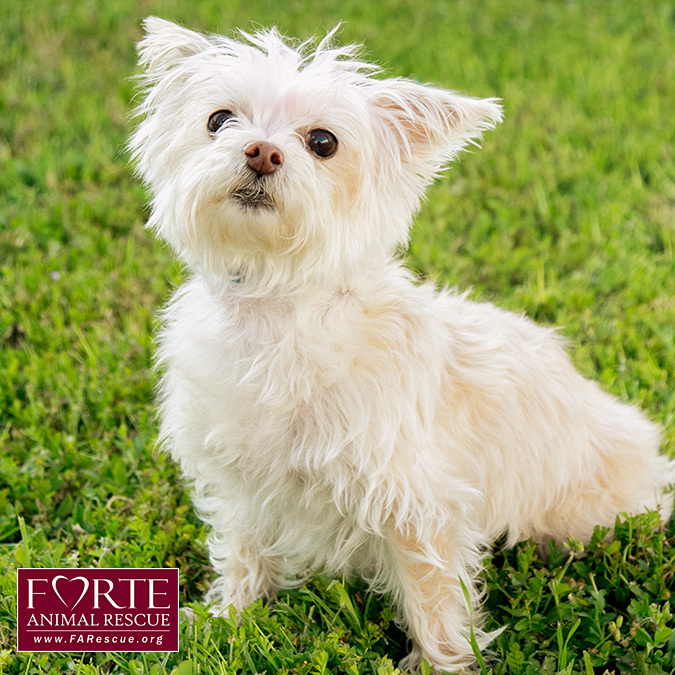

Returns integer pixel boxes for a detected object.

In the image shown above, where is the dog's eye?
[307,129,338,158]
[207,110,234,134]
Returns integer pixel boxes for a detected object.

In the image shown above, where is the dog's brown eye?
[307,129,338,158]
[207,110,234,134]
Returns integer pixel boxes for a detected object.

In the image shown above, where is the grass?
[1,0,674,673]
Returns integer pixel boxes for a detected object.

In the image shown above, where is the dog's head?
[130,18,502,293]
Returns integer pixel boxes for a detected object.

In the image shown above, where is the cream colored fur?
[130,18,675,671]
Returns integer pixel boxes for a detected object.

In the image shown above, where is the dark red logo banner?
[17,568,179,652]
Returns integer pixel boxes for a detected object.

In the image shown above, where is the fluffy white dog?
[130,18,674,671]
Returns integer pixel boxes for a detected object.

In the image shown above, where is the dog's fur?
[130,19,675,671]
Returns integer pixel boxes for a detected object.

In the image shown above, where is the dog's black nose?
[244,142,284,176]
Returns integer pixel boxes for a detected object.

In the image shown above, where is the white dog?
[130,18,674,671]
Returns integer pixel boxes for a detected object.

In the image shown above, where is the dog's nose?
[244,141,284,176]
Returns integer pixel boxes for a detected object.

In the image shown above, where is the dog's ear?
[138,17,212,74]
[370,78,502,165]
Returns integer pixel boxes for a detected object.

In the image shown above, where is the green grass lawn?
[1,0,674,673]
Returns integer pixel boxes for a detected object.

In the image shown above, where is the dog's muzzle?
[230,181,276,210]
[230,141,283,210]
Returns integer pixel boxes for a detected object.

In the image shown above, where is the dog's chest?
[159,280,373,471]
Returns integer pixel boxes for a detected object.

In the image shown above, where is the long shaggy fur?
[130,18,675,671]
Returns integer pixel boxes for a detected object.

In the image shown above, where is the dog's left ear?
[370,78,502,165]
[138,17,212,74]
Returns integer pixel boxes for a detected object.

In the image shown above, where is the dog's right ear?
[138,17,212,74]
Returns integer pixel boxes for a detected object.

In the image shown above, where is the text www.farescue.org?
[31,633,166,646]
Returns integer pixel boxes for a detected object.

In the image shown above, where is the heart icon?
[52,575,89,610]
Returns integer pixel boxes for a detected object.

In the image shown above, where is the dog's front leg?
[387,519,491,672]
[204,531,281,618]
